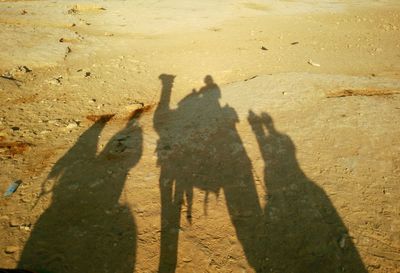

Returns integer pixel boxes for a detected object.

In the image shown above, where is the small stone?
[183,257,192,262]
[135,207,145,214]
[5,246,19,254]
[339,235,347,249]
[9,218,21,227]
[11,126,20,131]
[21,225,31,231]
[17,66,31,73]
[47,77,62,85]
[66,122,78,129]
[89,179,104,188]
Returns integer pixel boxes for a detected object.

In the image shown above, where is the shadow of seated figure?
[247,111,367,273]
[18,114,142,273]
[154,75,263,273]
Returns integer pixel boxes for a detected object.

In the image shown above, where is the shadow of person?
[248,111,367,273]
[154,75,263,273]
[18,114,142,273]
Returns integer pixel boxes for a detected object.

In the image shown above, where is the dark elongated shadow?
[154,75,263,273]
[18,114,142,273]
[248,111,367,273]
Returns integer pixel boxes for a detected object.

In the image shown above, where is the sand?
[0,1,399,272]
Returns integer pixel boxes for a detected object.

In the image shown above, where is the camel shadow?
[153,73,367,273]
[154,75,262,272]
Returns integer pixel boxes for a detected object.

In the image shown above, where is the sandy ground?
[0,0,400,272]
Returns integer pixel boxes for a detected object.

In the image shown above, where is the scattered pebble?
[68,4,106,14]
[104,210,112,215]
[261,46,268,51]
[64,46,72,59]
[17,66,32,73]
[66,122,78,129]
[9,219,21,227]
[20,225,31,231]
[5,246,19,254]
[47,76,63,86]
[339,235,347,249]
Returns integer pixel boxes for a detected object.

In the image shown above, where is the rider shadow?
[154,75,263,273]
[153,73,367,272]
[248,111,367,273]
[18,114,143,273]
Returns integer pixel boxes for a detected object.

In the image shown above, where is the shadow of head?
[248,110,275,132]
[159,74,176,88]
[204,75,214,86]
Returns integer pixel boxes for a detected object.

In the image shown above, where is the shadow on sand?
[17,74,367,273]
[154,74,367,273]
[18,114,142,273]
[248,111,367,273]
[154,74,262,272]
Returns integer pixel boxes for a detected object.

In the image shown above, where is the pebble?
[105,210,112,215]
[5,246,19,254]
[9,218,22,227]
[20,225,31,231]
[339,235,347,249]
[16,65,31,73]
[66,122,78,129]
[47,78,62,86]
